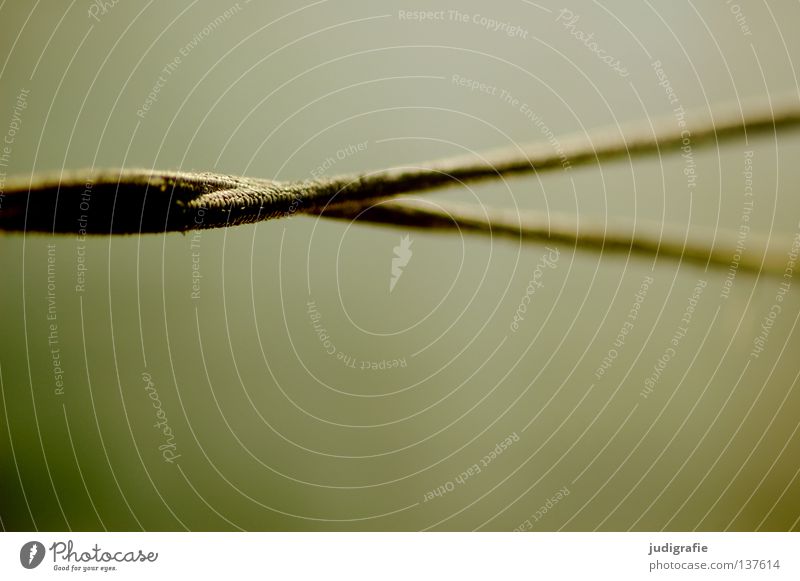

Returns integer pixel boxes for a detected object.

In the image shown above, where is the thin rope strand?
[322,199,787,274]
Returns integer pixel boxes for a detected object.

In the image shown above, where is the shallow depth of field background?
[1,0,799,531]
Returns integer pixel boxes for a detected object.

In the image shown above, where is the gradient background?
[1,0,800,531]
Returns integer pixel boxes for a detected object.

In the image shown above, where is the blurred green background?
[1,0,799,531]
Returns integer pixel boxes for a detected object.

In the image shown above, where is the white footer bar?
[1,532,797,579]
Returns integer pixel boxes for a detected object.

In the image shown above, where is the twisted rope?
[1,95,798,272]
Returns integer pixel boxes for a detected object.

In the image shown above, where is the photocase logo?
[20,541,45,569]
[389,234,413,292]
